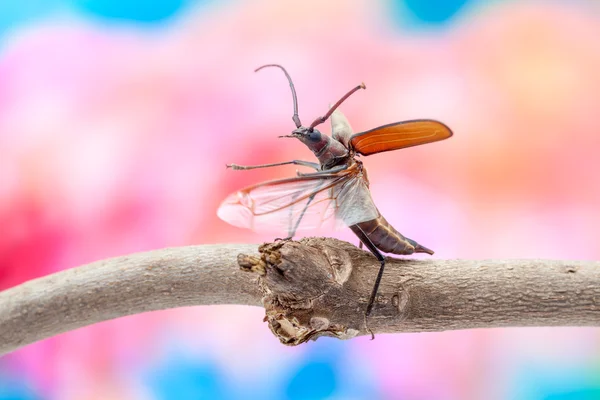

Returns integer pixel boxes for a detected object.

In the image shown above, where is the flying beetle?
[218,64,452,318]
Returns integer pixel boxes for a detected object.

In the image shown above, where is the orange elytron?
[218,64,452,317]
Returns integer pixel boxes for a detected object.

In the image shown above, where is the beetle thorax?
[292,127,350,168]
[316,136,350,168]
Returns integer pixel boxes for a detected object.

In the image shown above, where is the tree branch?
[0,244,262,356]
[1,238,599,355]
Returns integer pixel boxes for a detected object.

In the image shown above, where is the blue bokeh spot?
[544,388,600,400]
[286,361,337,400]
[284,339,344,400]
[73,0,187,22]
[391,0,470,25]
[145,357,230,400]
[0,375,39,400]
[0,1,65,41]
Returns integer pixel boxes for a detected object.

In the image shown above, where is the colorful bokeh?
[2,0,600,399]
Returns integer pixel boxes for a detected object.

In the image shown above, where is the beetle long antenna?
[255,64,302,128]
[309,82,366,130]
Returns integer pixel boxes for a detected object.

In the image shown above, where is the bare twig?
[1,238,599,355]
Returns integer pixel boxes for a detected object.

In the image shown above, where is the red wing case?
[350,119,452,156]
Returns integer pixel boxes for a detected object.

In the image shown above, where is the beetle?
[218,64,452,318]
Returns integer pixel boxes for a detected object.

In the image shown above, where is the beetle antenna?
[309,82,366,130]
[255,64,302,128]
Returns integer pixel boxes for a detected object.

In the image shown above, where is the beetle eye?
[308,129,321,142]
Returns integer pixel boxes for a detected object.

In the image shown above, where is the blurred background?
[1,0,600,398]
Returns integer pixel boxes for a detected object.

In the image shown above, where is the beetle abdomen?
[351,212,433,255]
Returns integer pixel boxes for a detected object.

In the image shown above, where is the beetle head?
[291,127,322,143]
[284,126,329,155]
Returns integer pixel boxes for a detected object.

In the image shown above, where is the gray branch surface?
[1,238,599,355]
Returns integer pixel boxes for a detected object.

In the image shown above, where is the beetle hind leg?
[349,225,386,317]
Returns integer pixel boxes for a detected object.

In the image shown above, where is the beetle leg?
[349,224,386,319]
[296,164,347,177]
[228,160,320,171]
[286,193,316,238]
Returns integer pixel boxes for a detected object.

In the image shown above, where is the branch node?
[238,238,366,345]
[238,254,266,276]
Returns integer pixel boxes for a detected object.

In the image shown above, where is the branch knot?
[238,238,362,345]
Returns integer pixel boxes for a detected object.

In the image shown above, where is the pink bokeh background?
[2,0,600,398]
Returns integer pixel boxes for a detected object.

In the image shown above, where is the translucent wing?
[350,119,452,156]
[218,173,346,235]
[218,167,379,235]
[333,173,380,226]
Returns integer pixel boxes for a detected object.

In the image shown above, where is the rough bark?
[1,238,599,355]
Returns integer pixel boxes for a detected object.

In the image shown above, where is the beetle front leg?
[228,160,320,171]
[296,164,347,177]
